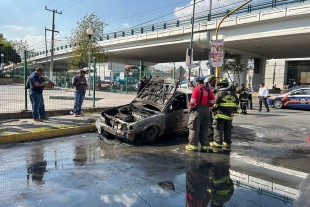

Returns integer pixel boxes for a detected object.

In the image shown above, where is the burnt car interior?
[170,94,187,112]
[100,78,178,131]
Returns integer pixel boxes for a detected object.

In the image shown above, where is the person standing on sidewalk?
[186,77,215,152]
[247,84,254,109]
[29,67,52,122]
[258,83,270,112]
[72,70,88,117]
[210,78,239,150]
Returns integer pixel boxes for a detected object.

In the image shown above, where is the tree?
[0,34,21,64]
[220,56,245,84]
[67,13,107,70]
[220,59,233,82]
[10,39,29,59]
[229,56,245,84]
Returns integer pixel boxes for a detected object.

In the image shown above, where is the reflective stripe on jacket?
[213,89,239,120]
[189,84,216,108]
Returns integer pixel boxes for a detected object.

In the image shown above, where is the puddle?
[0,133,307,207]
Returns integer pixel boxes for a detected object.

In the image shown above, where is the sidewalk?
[0,113,99,144]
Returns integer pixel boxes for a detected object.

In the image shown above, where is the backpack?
[26,76,31,89]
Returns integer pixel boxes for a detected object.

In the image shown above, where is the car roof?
[176,88,192,95]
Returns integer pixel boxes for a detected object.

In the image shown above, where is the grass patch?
[71,120,84,123]
[30,125,76,132]
[0,127,8,134]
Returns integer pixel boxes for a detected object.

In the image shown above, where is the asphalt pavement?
[0,97,309,207]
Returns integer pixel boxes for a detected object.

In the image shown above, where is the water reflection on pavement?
[0,133,303,207]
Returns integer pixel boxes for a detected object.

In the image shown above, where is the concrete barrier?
[0,125,96,144]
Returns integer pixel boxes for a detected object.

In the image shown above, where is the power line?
[106,0,189,24]
[1,0,58,26]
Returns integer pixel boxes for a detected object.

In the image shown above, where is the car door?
[284,89,301,108]
[165,93,189,133]
[299,89,310,109]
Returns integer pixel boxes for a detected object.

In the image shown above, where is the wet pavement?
[0,126,309,207]
[1,105,310,207]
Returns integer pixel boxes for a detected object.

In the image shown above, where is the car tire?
[143,126,159,143]
[103,130,112,139]
[273,100,283,109]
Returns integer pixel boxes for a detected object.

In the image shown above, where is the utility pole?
[45,6,62,81]
[44,27,49,76]
[188,0,196,83]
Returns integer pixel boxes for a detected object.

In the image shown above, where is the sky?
[0,0,294,72]
[0,0,244,51]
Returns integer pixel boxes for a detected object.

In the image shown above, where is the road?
[0,107,309,207]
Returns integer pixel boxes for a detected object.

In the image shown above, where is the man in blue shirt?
[29,67,52,122]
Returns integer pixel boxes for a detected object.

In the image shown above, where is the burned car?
[95,77,191,142]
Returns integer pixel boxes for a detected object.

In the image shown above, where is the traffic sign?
[188,62,200,69]
[175,66,186,80]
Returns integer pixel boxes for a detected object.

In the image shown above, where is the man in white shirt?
[247,84,254,109]
[258,83,270,112]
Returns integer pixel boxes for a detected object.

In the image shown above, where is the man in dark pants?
[236,83,248,115]
[247,84,254,109]
[72,70,88,117]
[206,75,219,136]
[29,67,53,122]
[186,78,215,152]
[211,78,239,150]
[258,83,270,112]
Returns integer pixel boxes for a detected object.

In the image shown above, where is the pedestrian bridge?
[31,1,310,63]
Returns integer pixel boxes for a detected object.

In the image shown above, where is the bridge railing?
[29,0,307,58]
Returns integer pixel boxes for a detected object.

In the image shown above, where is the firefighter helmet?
[207,75,216,82]
[216,78,229,86]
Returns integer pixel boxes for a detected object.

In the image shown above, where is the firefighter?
[185,152,233,207]
[206,75,219,136]
[186,77,216,152]
[207,152,234,207]
[210,78,239,150]
[236,83,249,115]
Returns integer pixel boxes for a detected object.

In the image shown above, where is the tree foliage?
[0,33,22,64]
[67,13,107,70]
[10,39,29,59]
[220,56,245,84]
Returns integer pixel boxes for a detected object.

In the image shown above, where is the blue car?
[268,88,310,109]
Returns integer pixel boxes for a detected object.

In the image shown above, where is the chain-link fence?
[0,49,105,113]
[0,48,180,113]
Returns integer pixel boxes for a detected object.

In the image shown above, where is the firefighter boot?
[185,144,198,152]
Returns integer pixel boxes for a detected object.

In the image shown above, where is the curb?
[0,124,96,144]
[0,107,109,120]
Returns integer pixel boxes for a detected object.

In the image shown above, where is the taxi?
[268,88,310,109]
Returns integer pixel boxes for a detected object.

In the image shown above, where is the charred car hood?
[133,77,178,112]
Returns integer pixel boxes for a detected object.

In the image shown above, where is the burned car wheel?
[102,130,113,139]
[143,126,159,143]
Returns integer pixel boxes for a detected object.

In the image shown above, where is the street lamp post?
[215,0,252,77]
[0,54,4,71]
[86,28,94,96]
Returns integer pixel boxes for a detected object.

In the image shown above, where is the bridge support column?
[264,59,286,90]
[251,59,266,90]
[240,55,248,85]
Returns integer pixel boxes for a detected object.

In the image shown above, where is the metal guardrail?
[28,0,307,57]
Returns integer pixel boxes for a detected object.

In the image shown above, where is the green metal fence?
[0,49,104,113]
